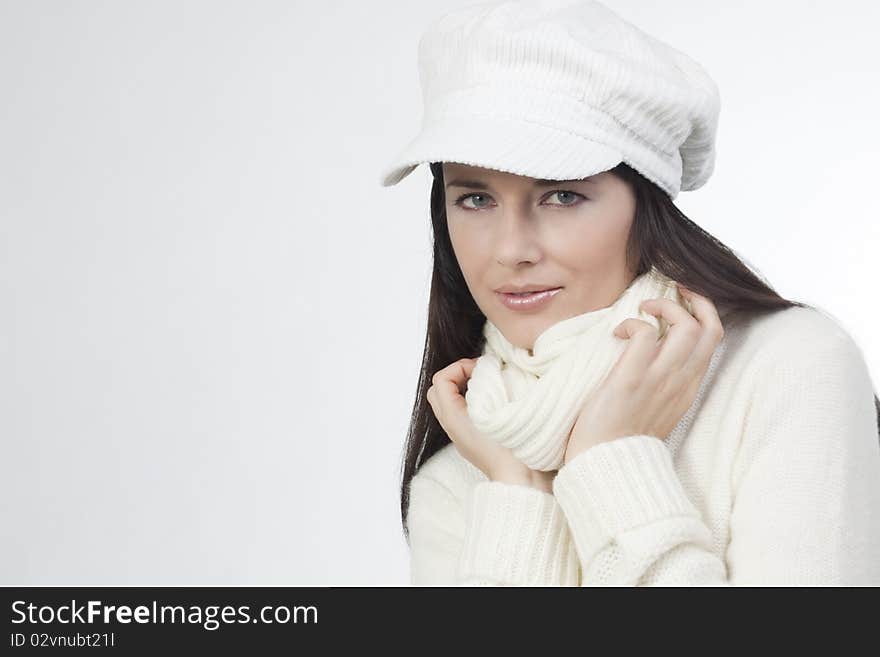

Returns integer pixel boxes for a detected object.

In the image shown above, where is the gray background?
[2,0,878,585]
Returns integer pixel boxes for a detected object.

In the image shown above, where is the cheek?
[448,223,487,285]
[551,214,630,267]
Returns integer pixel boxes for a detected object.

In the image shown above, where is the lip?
[495,287,562,312]
[495,283,562,293]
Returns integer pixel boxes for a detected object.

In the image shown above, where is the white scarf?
[464,266,691,471]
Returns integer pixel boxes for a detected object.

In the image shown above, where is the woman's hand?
[563,285,725,465]
[426,357,557,493]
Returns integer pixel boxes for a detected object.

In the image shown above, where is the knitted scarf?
[464,266,691,471]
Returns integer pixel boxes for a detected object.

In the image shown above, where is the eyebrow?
[445,177,598,190]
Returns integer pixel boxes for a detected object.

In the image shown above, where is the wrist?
[489,467,532,487]
[490,468,553,494]
[563,435,616,466]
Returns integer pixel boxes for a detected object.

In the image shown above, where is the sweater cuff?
[552,435,701,566]
[457,480,580,586]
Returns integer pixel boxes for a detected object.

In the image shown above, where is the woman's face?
[443,162,637,352]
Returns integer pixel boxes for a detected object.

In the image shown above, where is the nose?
[493,207,542,266]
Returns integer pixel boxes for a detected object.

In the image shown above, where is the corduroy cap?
[378,0,721,199]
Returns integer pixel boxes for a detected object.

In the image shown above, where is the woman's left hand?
[563,285,725,465]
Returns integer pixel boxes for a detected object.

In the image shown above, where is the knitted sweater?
[406,305,880,586]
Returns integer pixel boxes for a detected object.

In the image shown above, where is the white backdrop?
[1,0,877,585]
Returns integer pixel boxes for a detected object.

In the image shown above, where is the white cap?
[378,0,721,199]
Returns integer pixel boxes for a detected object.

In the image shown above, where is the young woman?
[380,0,880,586]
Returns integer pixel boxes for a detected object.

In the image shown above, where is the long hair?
[399,160,880,541]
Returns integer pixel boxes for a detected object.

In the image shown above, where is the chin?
[509,324,546,352]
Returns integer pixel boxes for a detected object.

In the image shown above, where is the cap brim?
[379,113,623,187]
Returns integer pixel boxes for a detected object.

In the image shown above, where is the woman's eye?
[450,190,585,211]
[453,193,494,210]
[544,190,585,206]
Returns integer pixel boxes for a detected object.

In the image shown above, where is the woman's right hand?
[426,357,557,494]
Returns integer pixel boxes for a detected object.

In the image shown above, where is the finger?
[430,358,480,417]
[639,296,696,334]
[436,376,467,411]
[427,377,461,426]
[452,358,478,393]
[437,357,477,379]
[459,357,478,379]
[611,318,660,373]
[638,297,701,373]
[426,384,444,427]
[676,286,725,371]
[432,357,478,394]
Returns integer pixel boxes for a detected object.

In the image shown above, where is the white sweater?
[406,305,880,586]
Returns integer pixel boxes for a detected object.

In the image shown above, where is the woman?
[380,0,880,585]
